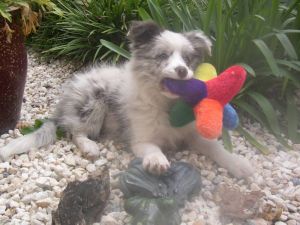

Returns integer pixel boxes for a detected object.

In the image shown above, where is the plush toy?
[163,65,246,139]
[168,64,239,130]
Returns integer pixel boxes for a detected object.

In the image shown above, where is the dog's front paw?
[225,154,254,179]
[79,139,100,160]
[143,152,170,175]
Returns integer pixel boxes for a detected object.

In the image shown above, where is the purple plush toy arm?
[162,78,207,106]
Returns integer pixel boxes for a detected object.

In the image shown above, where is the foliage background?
[26,0,300,152]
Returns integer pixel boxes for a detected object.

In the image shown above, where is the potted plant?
[0,0,61,134]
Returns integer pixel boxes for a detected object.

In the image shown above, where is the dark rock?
[119,158,201,225]
[52,168,110,225]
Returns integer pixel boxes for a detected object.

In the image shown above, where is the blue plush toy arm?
[223,104,239,130]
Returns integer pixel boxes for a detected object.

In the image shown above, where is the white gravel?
[0,52,299,225]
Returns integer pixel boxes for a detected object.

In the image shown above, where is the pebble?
[36,198,52,208]
[95,159,108,167]
[64,155,76,166]
[251,183,261,191]
[247,218,272,225]
[275,222,287,225]
[0,206,6,214]
[106,152,116,161]
[287,203,298,213]
[193,220,205,225]
[100,214,119,225]
[286,220,297,225]
[293,168,300,177]
[86,164,96,172]
[280,214,288,221]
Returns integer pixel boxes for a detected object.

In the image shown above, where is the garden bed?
[0,52,299,225]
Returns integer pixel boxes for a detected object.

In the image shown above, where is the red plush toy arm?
[206,65,246,106]
[194,65,247,139]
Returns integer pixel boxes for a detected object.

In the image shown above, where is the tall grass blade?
[100,40,131,59]
[248,91,281,136]
[277,60,300,71]
[203,0,216,34]
[276,33,298,60]
[222,129,233,152]
[237,63,256,77]
[286,92,299,143]
[138,7,152,21]
[253,39,281,77]
[147,0,169,27]
[234,100,266,125]
[215,0,225,71]
[236,126,270,154]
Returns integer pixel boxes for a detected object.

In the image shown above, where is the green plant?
[0,0,61,42]
[167,0,300,151]
[28,0,147,63]
[108,0,300,152]
[20,118,65,139]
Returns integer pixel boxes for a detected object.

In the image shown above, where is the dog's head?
[128,21,212,98]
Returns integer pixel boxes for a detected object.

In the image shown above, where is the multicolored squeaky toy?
[163,64,246,139]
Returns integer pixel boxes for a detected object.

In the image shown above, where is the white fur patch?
[157,31,193,51]
[163,51,193,80]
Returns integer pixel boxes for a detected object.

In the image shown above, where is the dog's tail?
[0,120,57,161]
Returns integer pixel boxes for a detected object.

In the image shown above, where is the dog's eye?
[156,53,169,60]
[183,55,192,64]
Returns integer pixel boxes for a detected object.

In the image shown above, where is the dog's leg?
[132,142,170,174]
[72,134,100,159]
[56,83,109,160]
[68,101,107,160]
[188,131,254,178]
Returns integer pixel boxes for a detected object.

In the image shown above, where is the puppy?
[0,21,253,178]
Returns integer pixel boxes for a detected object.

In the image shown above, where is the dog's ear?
[184,31,212,57]
[128,21,163,48]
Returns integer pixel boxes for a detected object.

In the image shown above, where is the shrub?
[0,0,61,42]
[28,0,147,63]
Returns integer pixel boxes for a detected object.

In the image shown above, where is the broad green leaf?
[215,0,224,71]
[100,39,131,59]
[284,72,300,89]
[276,33,298,60]
[14,2,30,9]
[234,99,266,125]
[138,7,152,21]
[277,60,300,71]
[56,127,65,140]
[286,92,299,143]
[203,0,216,33]
[34,119,45,129]
[169,0,190,30]
[278,29,300,34]
[253,39,281,77]
[248,91,281,136]
[20,119,45,135]
[237,63,256,77]
[147,0,168,27]
[236,126,269,154]
[93,45,103,63]
[222,129,233,152]
[0,3,12,22]
[20,127,36,135]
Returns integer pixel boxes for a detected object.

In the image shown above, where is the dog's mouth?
[159,78,180,99]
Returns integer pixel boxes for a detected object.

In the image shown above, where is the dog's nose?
[175,66,188,78]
